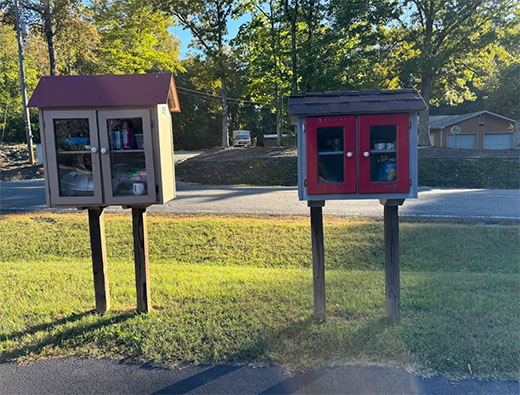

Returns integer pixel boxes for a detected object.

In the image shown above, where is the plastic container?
[134,134,144,149]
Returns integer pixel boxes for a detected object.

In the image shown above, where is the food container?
[134,134,144,149]
[374,143,386,150]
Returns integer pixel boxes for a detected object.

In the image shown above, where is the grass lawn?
[0,213,519,380]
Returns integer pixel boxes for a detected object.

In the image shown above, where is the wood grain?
[310,206,326,320]
[384,205,400,322]
[132,207,151,313]
[88,208,110,314]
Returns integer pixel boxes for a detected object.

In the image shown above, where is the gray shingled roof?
[430,111,516,129]
[288,89,427,116]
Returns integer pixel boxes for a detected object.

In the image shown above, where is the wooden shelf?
[57,150,91,154]
[370,149,396,154]
[318,151,343,156]
[111,149,144,153]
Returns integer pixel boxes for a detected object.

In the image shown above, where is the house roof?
[28,73,180,112]
[288,89,427,116]
[430,110,516,129]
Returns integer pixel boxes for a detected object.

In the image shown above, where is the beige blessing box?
[28,73,180,208]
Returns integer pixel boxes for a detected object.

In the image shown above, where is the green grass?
[0,214,519,379]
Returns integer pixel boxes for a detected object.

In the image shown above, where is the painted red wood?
[306,115,356,194]
[358,113,410,194]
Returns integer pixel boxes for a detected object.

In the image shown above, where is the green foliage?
[1,0,518,146]
[92,0,183,74]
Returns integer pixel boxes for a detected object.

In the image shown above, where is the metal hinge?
[409,120,412,130]
[409,178,412,186]
[156,185,159,194]
[304,178,308,187]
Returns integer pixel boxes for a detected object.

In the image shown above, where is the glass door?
[98,109,156,205]
[43,110,103,206]
[306,115,356,194]
[358,113,409,193]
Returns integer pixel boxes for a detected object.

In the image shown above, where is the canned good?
[113,131,122,150]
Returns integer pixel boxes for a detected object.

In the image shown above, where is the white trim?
[431,110,516,129]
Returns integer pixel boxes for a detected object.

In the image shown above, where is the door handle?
[90,147,98,153]
[100,147,107,154]
[346,152,353,157]
[363,151,369,157]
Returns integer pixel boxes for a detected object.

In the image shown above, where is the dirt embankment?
[176,146,520,189]
[2,144,519,189]
[0,144,43,181]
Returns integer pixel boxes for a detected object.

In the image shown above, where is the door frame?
[306,115,356,194]
[358,113,410,194]
[97,109,156,205]
[43,109,103,206]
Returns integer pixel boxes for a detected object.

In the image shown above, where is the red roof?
[28,73,180,112]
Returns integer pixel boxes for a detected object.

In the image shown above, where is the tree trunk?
[290,15,298,93]
[418,72,432,146]
[14,0,35,163]
[220,72,229,148]
[276,90,282,146]
[284,0,299,93]
[270,1,283,146]
[43,2,57,76]
[305,0,314,92]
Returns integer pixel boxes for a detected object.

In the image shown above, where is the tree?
[16,0,80,76]
[160,0,237,148]
[281,0,299,93]
[398,0,516,146]
[92,0,182,74]
[237,0,290,145]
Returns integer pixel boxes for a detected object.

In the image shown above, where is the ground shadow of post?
[0,310,135,362]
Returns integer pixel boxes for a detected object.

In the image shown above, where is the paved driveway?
[1,358,518,395]
[1,180,519,222]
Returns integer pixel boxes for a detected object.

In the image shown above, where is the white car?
[232,130,252,147]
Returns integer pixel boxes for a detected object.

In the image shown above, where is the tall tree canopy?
[1,0,518,148]
[396,0,517,145]
[159,0,238,147]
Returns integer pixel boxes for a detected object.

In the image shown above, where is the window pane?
[57,153,94,196]
[317,126,344,183]
[53,118,94,196]
[106,118,148,197]
[369,125,397,182]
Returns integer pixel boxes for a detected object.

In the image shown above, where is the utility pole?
[14,0,35,164]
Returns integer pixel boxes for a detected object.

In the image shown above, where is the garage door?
[447,134,477,149]
[484,133,513,149]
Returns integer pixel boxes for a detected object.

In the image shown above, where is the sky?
[169,13,251,58]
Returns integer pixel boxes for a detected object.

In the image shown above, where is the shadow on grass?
[0,310,135,362]
[0,310,95,343]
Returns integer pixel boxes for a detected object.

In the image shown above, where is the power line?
[176,86,274,107]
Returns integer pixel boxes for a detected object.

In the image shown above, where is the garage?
[447,134,477,149]
[483,133,513,149]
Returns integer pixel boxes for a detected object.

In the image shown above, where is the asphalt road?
[1,179,519,222]
[1,358,518,395]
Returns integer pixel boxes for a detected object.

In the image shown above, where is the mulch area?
[191,146,297,162]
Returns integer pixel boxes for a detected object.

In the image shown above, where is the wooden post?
[132,207,151,313]
[381,199,404,322]
[87,208,110,314]
[309,201,326,320]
